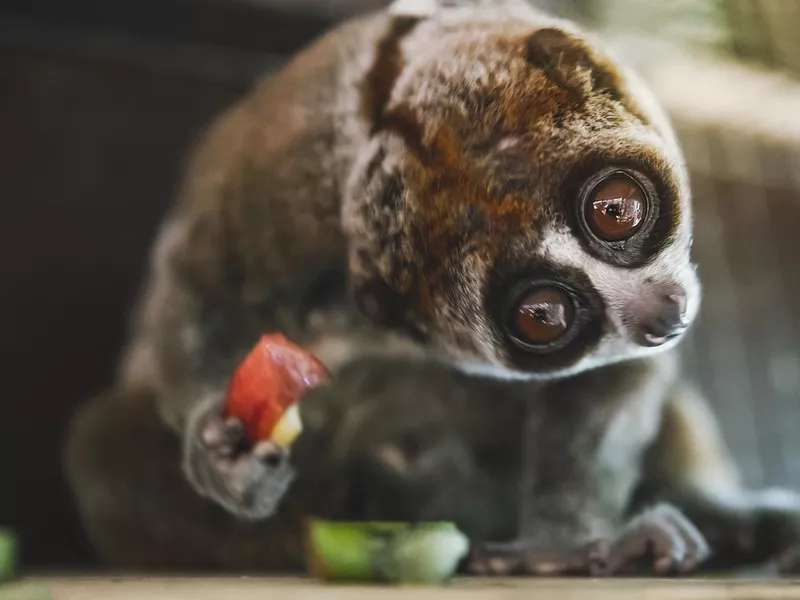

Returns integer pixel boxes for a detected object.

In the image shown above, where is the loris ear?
[525,27,626,101]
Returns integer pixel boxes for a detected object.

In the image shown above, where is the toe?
[586,540,611,577]
[605,507,686,575]
[470,542,526,576]
[640,517,686,574]
[222,417,245,442]
[778,544,800,575]
[201,420,226,447]
[467,554,488,576]
[487,556,516,575]
[525,546,598,576]
[201,416,245,458]
[473,542,600,577]
[659,507,710,571]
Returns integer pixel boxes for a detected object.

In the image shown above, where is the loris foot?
[183,396,295,520]
[591,503,710,576]
[469,504,709,577]
[469,540,604,576]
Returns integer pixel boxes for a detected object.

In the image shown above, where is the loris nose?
[636,288,689,347]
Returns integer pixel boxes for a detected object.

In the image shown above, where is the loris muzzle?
[344,5,699,380]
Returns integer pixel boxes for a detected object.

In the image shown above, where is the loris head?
[343,0,700,380]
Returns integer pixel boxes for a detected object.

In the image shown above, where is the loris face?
[344,3,700,380]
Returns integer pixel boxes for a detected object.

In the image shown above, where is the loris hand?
[182,395,295,520]
[292,358,489,528]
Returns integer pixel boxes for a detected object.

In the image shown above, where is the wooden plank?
[6,577,800,600]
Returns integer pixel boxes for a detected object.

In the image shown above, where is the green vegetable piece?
[0,529,18,583]
[378,523,470,584]
[307,521,469,584]
[308,521,411,580]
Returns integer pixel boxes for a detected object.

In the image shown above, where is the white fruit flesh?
[271,403,302,447]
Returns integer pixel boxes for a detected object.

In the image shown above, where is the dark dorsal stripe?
[525,27,652,127]
[361,15,422,134]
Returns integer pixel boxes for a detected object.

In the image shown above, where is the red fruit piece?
[224,333,330,443]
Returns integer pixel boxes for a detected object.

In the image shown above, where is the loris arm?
[99,29,354,520]
[65,353,502,570]
[129,207,301,521]
[136,199,419,520]
[637,383,800,573]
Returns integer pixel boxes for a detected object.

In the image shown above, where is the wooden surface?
[2,577,800,600]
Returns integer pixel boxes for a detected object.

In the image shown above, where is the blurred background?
[2,0,799,571]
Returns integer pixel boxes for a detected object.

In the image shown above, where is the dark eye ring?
[504,281,579,353]
[583,171,649,243]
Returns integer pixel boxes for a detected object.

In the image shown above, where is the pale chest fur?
[515,355,674,546]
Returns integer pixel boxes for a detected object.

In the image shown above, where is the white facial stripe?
[450,353,625,381]
[437,228,700,382]
[538,227,701,331]
[528,227,701,375]
[389,0,438,18]
[438,223,701,382]
[450,358,534,380]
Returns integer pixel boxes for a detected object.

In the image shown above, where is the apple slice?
[225,333,329,445]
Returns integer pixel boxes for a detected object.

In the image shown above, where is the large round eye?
[585,174,647,241]
[509,286,574,348]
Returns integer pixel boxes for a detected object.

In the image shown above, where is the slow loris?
[66,0,800,576]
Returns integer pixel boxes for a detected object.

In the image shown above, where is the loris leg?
[475,383,800,577]
[65,386,307,571]
[467,357,712,578]
[637,384,800,574]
